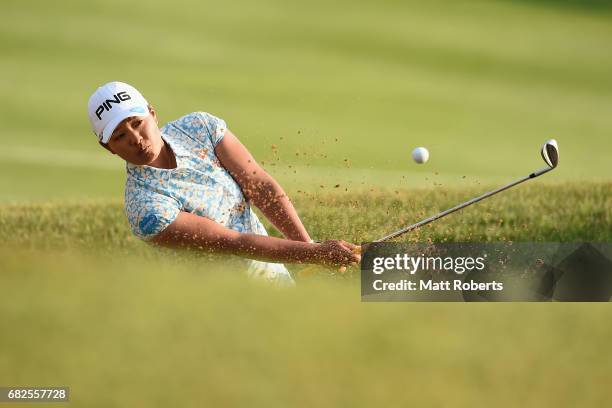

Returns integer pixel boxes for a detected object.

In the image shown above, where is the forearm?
[213,130,311,241]
[151,211,316,264]
[249,177,311,242]
[232,233,360,267]
[234,233,316,263]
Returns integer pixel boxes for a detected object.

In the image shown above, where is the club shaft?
[374,166,553,242]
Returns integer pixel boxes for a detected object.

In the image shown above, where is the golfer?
[87,81,360,285]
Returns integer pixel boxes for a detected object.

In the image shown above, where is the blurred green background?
[1,0,611,201]
[1,0,612,406]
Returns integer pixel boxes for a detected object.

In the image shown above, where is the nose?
[126,131,144,147]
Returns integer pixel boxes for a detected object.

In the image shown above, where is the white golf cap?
[87,81,150,144]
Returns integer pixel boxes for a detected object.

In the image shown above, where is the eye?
[115,133,125,141]
[133,119,142,127]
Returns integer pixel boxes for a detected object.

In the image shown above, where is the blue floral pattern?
[124,112,294,285]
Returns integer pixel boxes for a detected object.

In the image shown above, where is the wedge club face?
[541,139,559,168]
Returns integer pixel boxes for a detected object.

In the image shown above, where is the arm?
[150,211,359,266]
[214,129,311,242]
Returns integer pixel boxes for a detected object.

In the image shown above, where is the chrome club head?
[541,139,559,168]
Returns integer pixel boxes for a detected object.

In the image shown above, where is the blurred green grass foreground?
[1,247,612,407]
[2,247,611,407]
[1,183,612,406]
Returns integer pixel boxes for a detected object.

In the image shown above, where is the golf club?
[373,139,559,243]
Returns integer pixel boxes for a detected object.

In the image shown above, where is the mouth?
[138,145,153,156]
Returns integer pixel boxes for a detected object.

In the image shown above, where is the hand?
[312,240,361,269]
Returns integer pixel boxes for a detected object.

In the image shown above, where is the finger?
[340,246,360,263]
[340,240,357,250]
[338,242,356,254]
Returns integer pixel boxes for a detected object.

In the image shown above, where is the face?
[104,107,163,166]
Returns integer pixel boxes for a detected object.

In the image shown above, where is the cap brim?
[100,107,150,144]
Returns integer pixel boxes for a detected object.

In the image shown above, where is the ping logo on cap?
[87,81,150,144]
[95,91,132,120]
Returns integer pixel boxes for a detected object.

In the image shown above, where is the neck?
[149,140,176,169]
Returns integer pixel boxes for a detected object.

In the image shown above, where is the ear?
[99,141,116,155]
[148,105,158,125]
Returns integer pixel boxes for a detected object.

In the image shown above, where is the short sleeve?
[125,184,181,241]
[168,112,228,148]
[196,112,227,147]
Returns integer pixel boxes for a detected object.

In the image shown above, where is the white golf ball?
[412,147,429,164]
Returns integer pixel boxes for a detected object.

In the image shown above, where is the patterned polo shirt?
[124,112,294,285]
